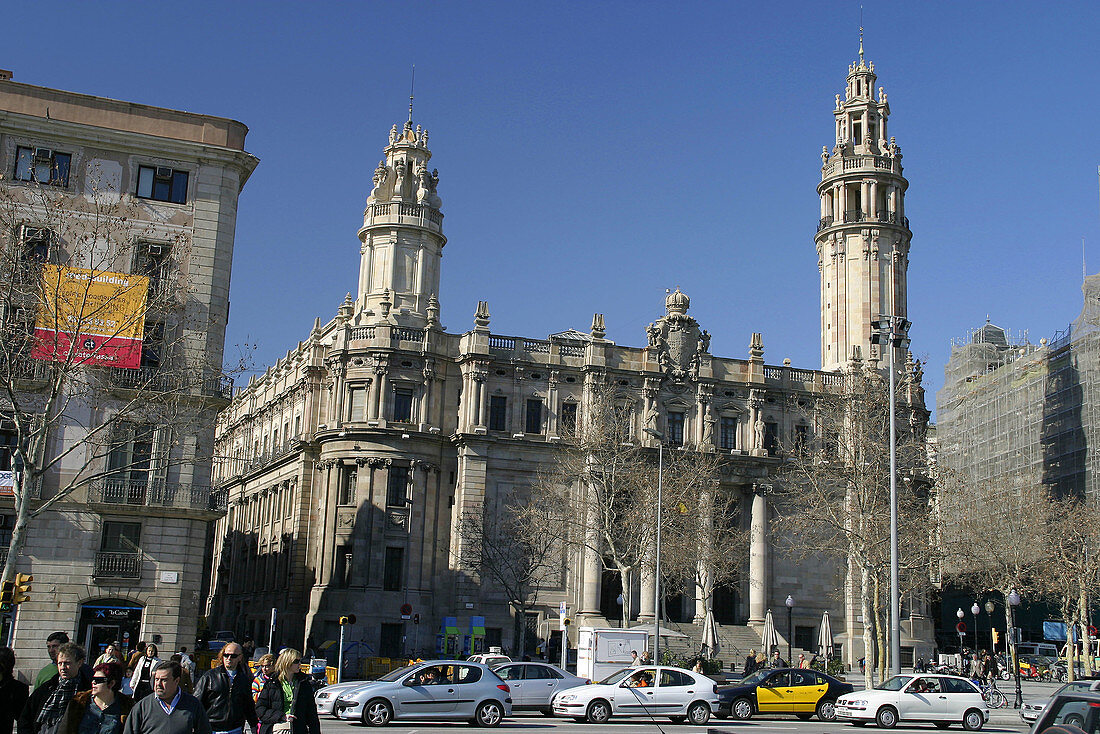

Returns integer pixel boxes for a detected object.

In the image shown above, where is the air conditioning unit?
[21,226,49,242]
[155,167,173,180]
[147,244,163,256]
[34,148,52,161]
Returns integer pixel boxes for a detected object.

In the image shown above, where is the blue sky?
[11,1,1100,419]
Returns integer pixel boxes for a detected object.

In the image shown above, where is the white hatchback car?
[835,674,989,730]
[315,681,375,716]
[551,666,718,724]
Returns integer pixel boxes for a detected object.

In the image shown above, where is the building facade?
[937,275,1100,503]
[0,71,256,672]
[209,50,933,665]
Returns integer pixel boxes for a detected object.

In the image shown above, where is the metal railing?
[99,366,233,400]
[93,551,142,579]
[88,477,227,512]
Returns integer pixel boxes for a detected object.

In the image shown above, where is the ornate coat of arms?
[646,288,711,382]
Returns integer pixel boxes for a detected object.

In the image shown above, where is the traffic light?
[0,580,13,611]
[339,614,356,625]
[13,573,31,604]
[992,628,1000,645]
[413,614,420,625]
[563,617,572,626]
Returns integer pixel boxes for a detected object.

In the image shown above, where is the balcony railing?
[365,202,443,230]
[94,551,142,579]
[98,366,233,400]
[88,477,228,512]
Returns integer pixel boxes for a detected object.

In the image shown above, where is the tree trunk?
[861,564,875,689]
[1062,595,1076,682]
[873,574,887,683]
[1,469,31,585]
[1080,587,1093,676]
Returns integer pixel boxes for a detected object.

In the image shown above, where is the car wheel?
[586,699,612,724]
[731,697,754,720]
[363,699,393,727]
[934,723,951,729]
[687,702,711,725]
[474,700,504,727]
[817,699,838,721]
[1065,714,1085,729]
[876,705,899,729]
[962,709,984,731]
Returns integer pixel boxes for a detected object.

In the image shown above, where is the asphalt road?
[316,678,1063,734]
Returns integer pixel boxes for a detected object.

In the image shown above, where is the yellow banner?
[33,265,149,368]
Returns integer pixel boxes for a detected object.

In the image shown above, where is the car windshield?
[877,675,913,691]
[378,665,416,682]
[1055,682,1093,696]
[600,669,633,685]
[738,670,772,686]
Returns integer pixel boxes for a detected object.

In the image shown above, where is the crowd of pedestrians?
[1,632,318,734]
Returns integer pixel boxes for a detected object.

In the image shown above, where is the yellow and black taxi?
[717,668,853,721]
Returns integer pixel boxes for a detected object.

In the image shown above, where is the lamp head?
[971,603,980,615]
[785,595,794,608]
[956,608,965,619]
[1007,590,1021,607]
[985,601,995,614]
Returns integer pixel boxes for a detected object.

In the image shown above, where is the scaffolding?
[937,294,1100,505]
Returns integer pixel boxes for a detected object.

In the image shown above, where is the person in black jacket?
[192,644,256,734]
[255,650,318,734]
[742,649,757,677]
[1,647,30,734]
[19,643,93,734]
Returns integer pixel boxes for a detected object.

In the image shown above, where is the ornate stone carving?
[648,288,705,382]
[366,457,392,469]
[412,459,439,473]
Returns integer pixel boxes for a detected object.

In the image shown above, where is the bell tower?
[815,36,911,371]
[357,115,446,326]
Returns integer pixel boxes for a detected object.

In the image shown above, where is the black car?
[1029,680,1100,734]
[717,668,853,721]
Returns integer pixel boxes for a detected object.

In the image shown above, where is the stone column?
[638,538,656,621]
[546,371,559,436]
[748,485,769,625]
[367,365,382,421]
[376,367,389,421]
[869,180,879,219]
[476,371,489,429]
[317,462,338,585]
[580,483,602,615]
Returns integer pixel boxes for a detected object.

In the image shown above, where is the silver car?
[492,662,589,714]
[332,660,512,727]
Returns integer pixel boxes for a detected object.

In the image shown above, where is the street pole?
[1009,590,1023,708]
[268,607,277,652]
[654,438,663,663]
[338,623,345,684]
[785,595,794,665]
[971,603,980,654]
[985,601,996,655]
[887,326,901,676]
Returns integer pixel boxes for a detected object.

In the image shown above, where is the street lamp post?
[871,315,910,676]
[643,427,664,664]
[985,601,996,653]
[971,603,981,654]
[957,608,966,655]
[1008,590,1023,708]
[785,595,795,665]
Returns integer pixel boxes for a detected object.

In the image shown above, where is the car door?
[522,664,560,707]
[756,671,790,713]
[616,668,658,715]
[898,677,941,720]
[494,664,528,706]
[654,669,694,714]
[788,670,826,712]
[449,665,484,718]
[392,667,457,717]
[941,677,981,720]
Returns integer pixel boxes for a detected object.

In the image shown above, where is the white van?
[1017,642,1059,658]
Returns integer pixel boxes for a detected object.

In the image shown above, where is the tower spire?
[408,65,415,124]
[858,5,864,63]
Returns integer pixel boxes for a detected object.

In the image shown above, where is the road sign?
[956,621,966,633]
[559,601,567,631]
[400,603,413,616]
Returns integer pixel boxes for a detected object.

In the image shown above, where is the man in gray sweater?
[123,661,211,734]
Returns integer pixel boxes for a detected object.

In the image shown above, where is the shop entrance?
[79,600,143,660]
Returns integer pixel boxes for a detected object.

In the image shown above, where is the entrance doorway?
[79,600,143,660]
[379,622,403,657]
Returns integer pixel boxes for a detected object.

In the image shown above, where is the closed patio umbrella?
[701,609,721,658]
[760,609,780,657]
[818,610,834,660]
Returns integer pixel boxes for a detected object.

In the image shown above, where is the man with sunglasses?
[192,645,255,734]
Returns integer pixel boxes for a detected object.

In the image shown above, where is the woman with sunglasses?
[58,662,134,734]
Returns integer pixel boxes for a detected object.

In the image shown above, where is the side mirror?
[403,678,417,687]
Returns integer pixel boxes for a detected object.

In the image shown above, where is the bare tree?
[0,173,225,585]
[456,492,564,658]
[772,362,930,687]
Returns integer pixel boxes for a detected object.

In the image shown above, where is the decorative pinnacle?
[408,65,415,124]
[859,26,864,63]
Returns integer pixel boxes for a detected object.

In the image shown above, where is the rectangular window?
[107,424,154,487]
[19,226,52,265]
[334,543,352,588]
[560,402,577,433]
[383,546,403,591]
[338,467,357,505]
[386,466,408,507]
[0,415,17,472]
[136,165,188,204]
[720,416,738,450]
[489,396,507,431]
[764,421,779,454]
[793,424,809,453]
[667,412,685,447]
[14,146,71,187]
[140,321,164,369]
[348,387,367,422]
[100,521,141,552]
[134,242,171,300]
[525,399,542,434]
[613,404,632,442]
[393,388,414,422]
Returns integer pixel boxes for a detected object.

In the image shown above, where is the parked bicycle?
[979,680,1008,709]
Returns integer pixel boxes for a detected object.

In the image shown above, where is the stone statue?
[698,329,711,353]
[821,146,829,164]
[754,418,765,449]
[421,129,429,148]
[645,403,659,435]
[646,322,661,348]
[835,93,841,108]
[702,407,716,446]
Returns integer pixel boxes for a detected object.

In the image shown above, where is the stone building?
[208,48,933,665]
[0,71,256,672]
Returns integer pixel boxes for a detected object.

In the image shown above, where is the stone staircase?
[654,620,815,672]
